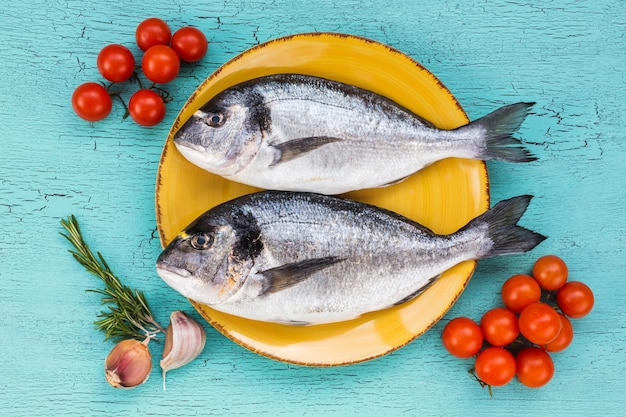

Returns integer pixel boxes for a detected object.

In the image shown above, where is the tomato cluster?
[442,255,593,392]
[71,18,208,126]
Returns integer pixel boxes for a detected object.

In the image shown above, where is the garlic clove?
[104,338,152,389]
[160,310,206,389]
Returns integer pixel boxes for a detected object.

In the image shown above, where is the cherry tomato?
[501,274,542,313]
[519,302,562,345]
[72,82,112,122]
[171,26,208,62]
[474,347,516,387]
[515,347,554,388]
[441,317,484,358]
[128,89,166,126]
[544,313,574,352]
[97,44,135,83]
[532,255,568,290]
[136,17,171,51]
[480,308,519,347]
[142,45,180,84]
[557,281,594,318]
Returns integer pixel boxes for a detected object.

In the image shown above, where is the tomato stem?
[109,92,130,119]
[149,85,173,103]
[130,72,144,90]
[91,71,172,122]
[468,368,494,398]
[540,288,556,304]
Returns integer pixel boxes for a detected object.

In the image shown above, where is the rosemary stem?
[60,215,163,342]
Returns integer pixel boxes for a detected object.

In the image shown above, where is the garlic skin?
[160,311,206,388]
[104,338,152,389]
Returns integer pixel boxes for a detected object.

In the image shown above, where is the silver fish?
[156,192,545,325]
[174,74,536,195]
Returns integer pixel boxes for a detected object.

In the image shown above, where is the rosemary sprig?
[60,215,164,342]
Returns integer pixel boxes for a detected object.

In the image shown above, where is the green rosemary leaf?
[60,215,163,342]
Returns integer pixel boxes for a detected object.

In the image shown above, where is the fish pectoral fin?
[390,274,441,307]
[270,136,343,166]
[259,256,344,296]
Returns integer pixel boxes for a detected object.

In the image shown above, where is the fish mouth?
[156,261,199,300]
[173,136,241,176]
[173,141,215,170]
[172,132,206,155]
[156,261,217,305]
[172,117,211,158]
[156,261,191,281]
[157,261,191,278]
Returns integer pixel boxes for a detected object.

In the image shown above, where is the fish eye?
[205,112,225,127]
[190,233,213,250]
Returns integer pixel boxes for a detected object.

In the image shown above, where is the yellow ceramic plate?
[156,33,489,366]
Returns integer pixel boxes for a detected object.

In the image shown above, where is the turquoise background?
[1,0,624,415]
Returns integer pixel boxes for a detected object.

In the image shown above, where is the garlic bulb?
[160,311,206,389]
[104,338,152,389]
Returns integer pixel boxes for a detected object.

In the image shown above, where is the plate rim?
[155,32,489,366]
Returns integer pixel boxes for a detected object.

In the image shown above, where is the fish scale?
[173,74,536,195]
[156,191,545,325]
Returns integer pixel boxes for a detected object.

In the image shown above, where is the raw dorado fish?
[174,74,536,195]
[156,191,545,325]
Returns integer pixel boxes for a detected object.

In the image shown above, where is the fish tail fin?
[469,102,537,162]
[463,195,546,259]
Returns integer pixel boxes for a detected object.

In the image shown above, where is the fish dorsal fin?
[271,136,342,166]
[259,256,344,296]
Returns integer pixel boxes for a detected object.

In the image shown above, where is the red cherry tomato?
[480,308,519,347]
[142,45,180,84]
[519,302,562,345]
[544,313,574,352]
[501,274,542,313]
[171,26,208,62]
[516,347,554,388]
[97,44,135,83]
[474,347,516,387]
[532,255,568,290]
[441,317,484,358]
[136,17,171,51]
[72,82,112,122]
[128,89,166,126]
[557,281,594,318]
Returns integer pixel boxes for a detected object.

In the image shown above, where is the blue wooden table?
[1,1,624,415]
